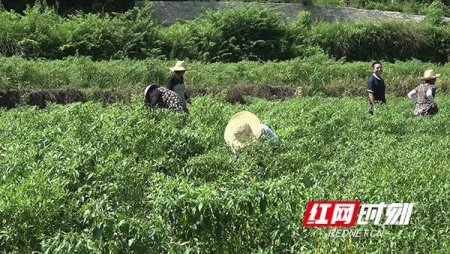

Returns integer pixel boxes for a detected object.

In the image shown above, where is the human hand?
[369,104,375,115]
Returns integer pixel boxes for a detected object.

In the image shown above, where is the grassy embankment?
[1,55,450,97]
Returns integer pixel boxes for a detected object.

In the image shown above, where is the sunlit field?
[1,95,450,253]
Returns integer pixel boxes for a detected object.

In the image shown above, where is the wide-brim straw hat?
[224,111,262,150]
[170,60,187,72]
[421,69,441,80]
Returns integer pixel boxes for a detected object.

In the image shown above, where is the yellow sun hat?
[224,111,262,150]
[170,60,187,72]
[421,69,441,80]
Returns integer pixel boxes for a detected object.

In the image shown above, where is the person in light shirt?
[407,69,440,116]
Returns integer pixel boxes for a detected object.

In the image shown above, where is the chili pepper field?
[1,95,450,253]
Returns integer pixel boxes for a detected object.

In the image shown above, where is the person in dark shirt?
[166,60,189,105]
[367,61,386,114]
[144,84,188,114]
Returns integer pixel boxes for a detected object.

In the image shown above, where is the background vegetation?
[1,0,134,14]
[1,3,449,63]
[315,0,450,15]
[1,55,449,97]
[2,96,450,252]
[1,0,449,16]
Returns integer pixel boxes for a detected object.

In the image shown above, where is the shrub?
[162,5,290,62]
[1,3,450,63]
[425,0,446,25]
[305,21,450,63]
[58,2,163,60]
[0,3,163,60]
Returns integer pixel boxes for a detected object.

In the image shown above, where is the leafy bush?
[162,5,290,62]
[306,20,450,62]
[425,0,446,24]
[288,10,326,58]
[58,3,162,60]
[2,0,135,14]
[313,0,449,16]
[0,5,63,58]
[0,3,163,60]
[2,96,450,252]
[1,4,450,62]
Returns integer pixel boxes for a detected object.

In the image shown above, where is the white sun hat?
[224,111,262,151]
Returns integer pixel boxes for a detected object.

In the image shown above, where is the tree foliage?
[2,0,135,14]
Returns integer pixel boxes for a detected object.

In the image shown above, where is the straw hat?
[224,111,262,150]
[421,69,440,80]
[170,60,187,72]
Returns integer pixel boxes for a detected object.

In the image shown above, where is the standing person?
[166,60,190,105]
[144,84,188,114]
[407,69,440,116]
[224,111,279,154]
[367,61,386,114]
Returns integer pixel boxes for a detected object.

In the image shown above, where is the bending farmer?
[224,111,278,154]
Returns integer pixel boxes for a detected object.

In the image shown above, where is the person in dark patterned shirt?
[144,84,188,114]
[407,70,440,116]
[367,61,386,115]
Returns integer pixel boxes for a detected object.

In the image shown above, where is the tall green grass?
[1,55,449,96]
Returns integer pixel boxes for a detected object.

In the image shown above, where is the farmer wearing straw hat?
[143,84,188,114]
[166,60,190,105]
[224,111,278,154]
[367,61,386,114]
[407,69,440,116]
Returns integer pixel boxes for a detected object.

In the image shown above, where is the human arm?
[407,89,417,104]
[260,124,279,143]
[166,76,175,90]
[367,78,376,106]
[368,93,376,105]
[368,90,376,114]
[426,88,435,104]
